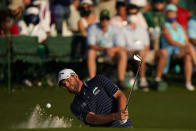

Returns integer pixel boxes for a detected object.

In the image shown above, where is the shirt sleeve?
[188,19,196,39]
[87,25,96,46]
[98,75,119,97]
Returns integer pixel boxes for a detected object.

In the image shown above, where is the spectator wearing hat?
[8,0,24,21]
[118,4,151,91]
[87,9,128,89]
[168,0,190,30]
[125,3,148,29]
[78,0,97,37]
[18,6,47,43]
[111,0,127,28]
[67,0,81,33]
[144,0,166,50]
[161,4,196,91]
[71,0,98,59]
[7,0,24,35]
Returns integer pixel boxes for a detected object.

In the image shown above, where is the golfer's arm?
[113,90,127,111]
[85,90,127,125]
[86,112,116,125]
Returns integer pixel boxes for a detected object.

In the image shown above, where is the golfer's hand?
[114,110,128,120]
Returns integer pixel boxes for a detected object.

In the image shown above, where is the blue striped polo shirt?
[70,75,132,128]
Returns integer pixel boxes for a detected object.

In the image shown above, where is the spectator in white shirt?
[18,6,47,43]
[125,2,148,29]
[119,5,168,92]
[67,0,81,33]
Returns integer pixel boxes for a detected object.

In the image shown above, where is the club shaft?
[125,60,142,110]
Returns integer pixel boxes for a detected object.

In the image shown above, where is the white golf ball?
[46,103,51,108]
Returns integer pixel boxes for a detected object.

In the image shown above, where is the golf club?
[119,54,143,124]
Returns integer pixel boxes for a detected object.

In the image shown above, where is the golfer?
[58,68,132,128]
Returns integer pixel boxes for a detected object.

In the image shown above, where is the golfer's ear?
[74,74,78,78]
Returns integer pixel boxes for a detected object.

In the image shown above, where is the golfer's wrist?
[112,113,117,121]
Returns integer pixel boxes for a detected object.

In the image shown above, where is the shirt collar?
[77,81,88,97]
[98,23,112,34]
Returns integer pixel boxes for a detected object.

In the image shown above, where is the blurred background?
[0,0,196,130]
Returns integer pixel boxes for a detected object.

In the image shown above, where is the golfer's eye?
[62,82,66,87]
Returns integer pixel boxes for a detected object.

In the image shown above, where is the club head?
[133,54,142,62]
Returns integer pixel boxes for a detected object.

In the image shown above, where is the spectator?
[78,0,97,37]
[125,3,148,29]
[187,0,196,90]
[0,9,14,36]
[87,9,128,89]
[144,0,165,28]
[144,0,166,50]
[110,0,127,28]
[67,0,81,33]
[7,0,27,35]
[120,4,168,91]
[18,6,47,43]
[168,0,190,29]
[119,4,150,91]
[71,0,97,59]
[161,4,196,91]
[33,0,51,34]
[8,0,24,21]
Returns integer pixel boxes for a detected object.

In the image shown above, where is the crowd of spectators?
[0,0,196,91]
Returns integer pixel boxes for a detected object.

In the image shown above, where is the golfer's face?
[61,75,79,94]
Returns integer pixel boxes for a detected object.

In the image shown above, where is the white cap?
[26,7,39,15]
[81,0,93,5]
[33,0,48,5]
[58,69,76,86]
[127,0,147,7]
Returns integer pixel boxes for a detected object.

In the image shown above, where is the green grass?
[2,128,196,131]
[0,81,196,131]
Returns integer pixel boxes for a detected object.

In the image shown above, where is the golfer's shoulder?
[86,75,108,86]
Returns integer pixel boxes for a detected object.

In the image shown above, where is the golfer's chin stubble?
[68,83,80,94]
